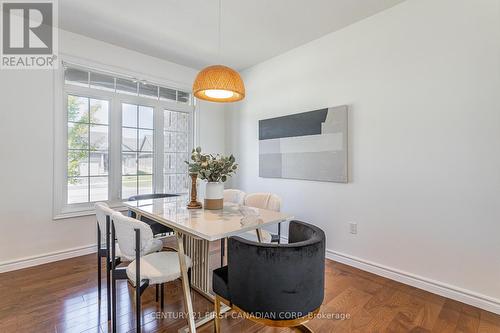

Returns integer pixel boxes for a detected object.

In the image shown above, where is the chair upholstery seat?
[119,239,163,261]
[212,266,229,300]
[126,251,192,285]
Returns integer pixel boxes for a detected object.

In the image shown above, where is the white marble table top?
[124,195,293,241]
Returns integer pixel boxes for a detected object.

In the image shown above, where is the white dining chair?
[110,212,192,333]
[223,189,246,205]
[95,202,122,321]
[242,192,282,243]
[97,202,164,324]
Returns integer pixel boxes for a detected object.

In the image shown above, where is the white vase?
[204,182,224,210]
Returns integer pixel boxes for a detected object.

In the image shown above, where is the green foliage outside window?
[67,96,101,184]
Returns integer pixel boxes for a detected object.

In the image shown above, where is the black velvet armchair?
[212,220,326,332]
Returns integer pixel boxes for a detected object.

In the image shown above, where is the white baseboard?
[0,244,96,273]
[327,249,500,315]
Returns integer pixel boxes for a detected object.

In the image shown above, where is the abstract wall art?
[259,105,348,183]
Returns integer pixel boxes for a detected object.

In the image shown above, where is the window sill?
[53,202,129,220]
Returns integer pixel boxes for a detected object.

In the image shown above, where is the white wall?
[0,30,225,268]
[196,101,226,155]
[226,0,500,310]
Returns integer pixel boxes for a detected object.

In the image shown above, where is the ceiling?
[60,0,406,70]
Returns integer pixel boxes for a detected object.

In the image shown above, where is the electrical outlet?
[349,222,357,234]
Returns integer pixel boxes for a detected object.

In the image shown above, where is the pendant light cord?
[218,0,221,60]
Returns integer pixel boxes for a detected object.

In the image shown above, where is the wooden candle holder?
[187,173,202,209]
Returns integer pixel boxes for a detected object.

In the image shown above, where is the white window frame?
[53,56,195,219]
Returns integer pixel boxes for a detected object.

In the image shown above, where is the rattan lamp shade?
[192,65,245,102]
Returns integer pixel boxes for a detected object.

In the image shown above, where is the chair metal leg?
[111,273,117,333]
[135,228,141,333]
[214,296,221,333]
[136,284,141,332]
[155,284,159,302]
[105,216,111,321]
[160,283,165,310]
[278,222,281,244]
[97,223,101,303]
[97,251,101,302]
[111,222,117,333]
[106,257,111,321]
[220,238,225,267]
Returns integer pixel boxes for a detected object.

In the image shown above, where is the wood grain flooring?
[0,241,499,333]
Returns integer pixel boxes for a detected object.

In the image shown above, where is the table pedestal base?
[178,233,231,333]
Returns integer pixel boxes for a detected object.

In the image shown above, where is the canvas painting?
[259,105,348,183]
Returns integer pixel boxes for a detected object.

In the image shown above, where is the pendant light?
[192,0,245,103]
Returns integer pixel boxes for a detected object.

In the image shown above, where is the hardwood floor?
[0,242,499,333]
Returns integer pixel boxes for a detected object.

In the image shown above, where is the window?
[67,95,109,203]
[121,103,154,199]
[164,110,190,194]
[54,62,194,218]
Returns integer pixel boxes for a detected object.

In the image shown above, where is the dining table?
[124,195,292,333]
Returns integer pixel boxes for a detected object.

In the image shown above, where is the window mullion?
[154,104,164,194]
[136,105,139,196]
[87,98,91,202]
[189,108,195,156]
[109,96,122,202]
